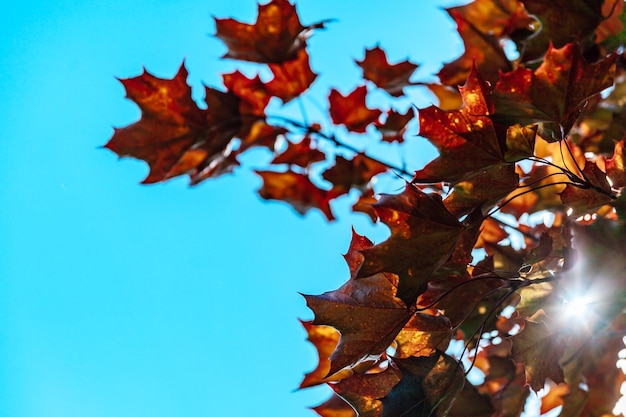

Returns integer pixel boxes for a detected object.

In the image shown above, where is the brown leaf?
[256,170,340,220]
[329,86,382,133]
[214,0,327,63]
[266,49,317,103]
[357,184,465,305]
[511,319,566,391]
[492,43,617,140]
[304,273,411,376]
[356,46,419,97]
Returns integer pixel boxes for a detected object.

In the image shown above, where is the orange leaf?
[299,320,341,388]
[329,86,382,133]
[256,170,340,220]
[266,49,317,103]
[414,65,505,184]
[214,0,328,63]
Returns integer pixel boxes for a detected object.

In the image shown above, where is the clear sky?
[0,1,465,416]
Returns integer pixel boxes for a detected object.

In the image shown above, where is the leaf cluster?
[105,0,626,416]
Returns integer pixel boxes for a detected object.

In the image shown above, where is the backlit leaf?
[256,170,340,220]
[329,86,382,133]
[356,46,419,97]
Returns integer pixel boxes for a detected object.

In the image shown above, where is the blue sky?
[0,1,464,416]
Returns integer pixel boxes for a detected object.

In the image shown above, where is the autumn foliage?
[105,0,626,416]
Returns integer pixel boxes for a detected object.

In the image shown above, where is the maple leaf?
[511,319,566,391]
[518,0,605,62]
[414,65,508,184]
[355,46,419,97]
[270,136,325,167]
[329,86,382,133]
[438,9,512,87]
[357,184,465,305]
[492,43,617,140]
[304,273,411,376]
[256,170,340,220]
[106,64,242,184]
[266,49,317,103]
[214,0,328,63]
[322,154,388,192]
[376,108,415,143]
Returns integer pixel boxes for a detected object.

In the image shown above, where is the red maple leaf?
[214,0,328,63]
[328,86,382,133]
[105,64,241,184]
[355,46,419,97]
[256,170,339,220]
[414,65,506,184]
